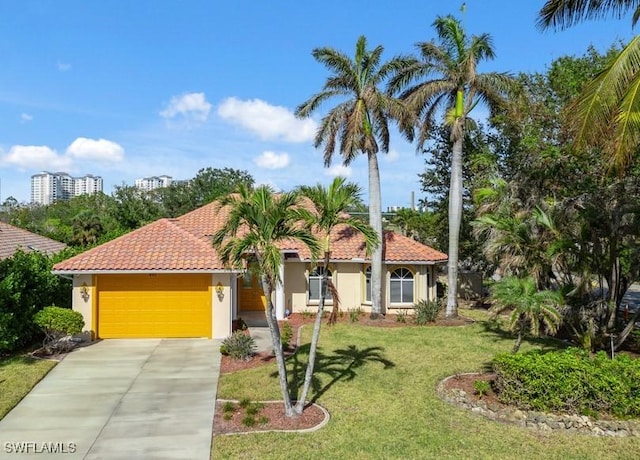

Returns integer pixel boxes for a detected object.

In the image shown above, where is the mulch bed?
[213,400,326,435]
[442,372,503,408]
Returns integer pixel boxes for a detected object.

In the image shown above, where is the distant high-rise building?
[135,175,173,191]
[30,171,103,205]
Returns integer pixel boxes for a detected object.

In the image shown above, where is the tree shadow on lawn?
[270,344,395,403]
[477,318,569,353]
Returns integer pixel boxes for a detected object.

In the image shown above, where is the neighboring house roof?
[53,200,447,273]
[0,222,67,259]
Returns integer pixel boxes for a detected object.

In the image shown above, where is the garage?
[97,274,212,339]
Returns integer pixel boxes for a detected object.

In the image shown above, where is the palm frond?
[537,0,640,30]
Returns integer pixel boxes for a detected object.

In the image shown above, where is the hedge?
[493,348,640,418]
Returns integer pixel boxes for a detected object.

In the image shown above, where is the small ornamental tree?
[33,306,84,354]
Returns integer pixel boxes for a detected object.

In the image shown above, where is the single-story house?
[52,200,447,340]
[0,221,66,259]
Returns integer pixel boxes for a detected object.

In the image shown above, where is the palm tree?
[297,176,379,412]
[389,15,514,318]
[71,210,104,246]
[490,276,564,353]
[295,35,414,319]
[538,0,640,30]
[538,1,640,173]
[212,185,320,417]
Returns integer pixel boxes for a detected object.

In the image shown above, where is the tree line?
[0,167,254,248]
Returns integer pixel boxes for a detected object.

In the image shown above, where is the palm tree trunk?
[446,131,463,318]
[512,331,523,353]
[295,251,330,415]
[260,276,295,417]
[368,152,384,319]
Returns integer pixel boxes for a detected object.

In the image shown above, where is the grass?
[0,355,56,420]
[213,312,640,460]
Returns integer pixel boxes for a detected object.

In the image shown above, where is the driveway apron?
[0,339,221,460]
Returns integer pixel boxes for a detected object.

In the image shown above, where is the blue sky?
[0,1,634,208]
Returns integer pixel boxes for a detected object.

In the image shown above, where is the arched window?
[309,266,332,301]
[390,268,414,303]
[365,266,371,302]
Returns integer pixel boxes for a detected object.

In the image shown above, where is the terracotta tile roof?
[53,218,223,272]
[53,199,447,273]
[0,222,66,259]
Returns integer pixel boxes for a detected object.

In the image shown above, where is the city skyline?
[30,171,103,205]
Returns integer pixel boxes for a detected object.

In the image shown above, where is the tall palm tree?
[389,15,514,317]
[297,176,378,412]
[538,1,640,172]
[212,185,320,417]
[295,35,414,319]
[490,276,563,353]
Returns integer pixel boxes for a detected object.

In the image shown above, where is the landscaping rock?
[436,373,640,437]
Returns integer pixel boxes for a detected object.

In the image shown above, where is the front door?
[238,265,266,311]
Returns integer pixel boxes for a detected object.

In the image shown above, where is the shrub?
[414,300,440,325]
[280,322,293,349]
[33,306,84,354]
[242,415,257,427]
[473,380,491,399]
[222,401,236,413]
[0,250,71,353]
[348,307,362,322]
[395,310,408,323]
[493,348,640,417]
[245,402,264,416]
[220,332,256,361]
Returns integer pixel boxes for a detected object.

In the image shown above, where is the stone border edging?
[216,399,330,436]
[437,373,640,437]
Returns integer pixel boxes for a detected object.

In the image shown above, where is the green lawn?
[213,311,640,460]
[0,355,56,420]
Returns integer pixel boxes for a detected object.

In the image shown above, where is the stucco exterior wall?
[212,273,232,339]
[284,262,441,314]
[334,262,361,310]
[72,274,95,341]
[284,262,308,313]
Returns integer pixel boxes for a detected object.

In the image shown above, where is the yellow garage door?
[97,274,212,339]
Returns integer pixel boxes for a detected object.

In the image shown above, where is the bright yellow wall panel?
[97,274,212,338]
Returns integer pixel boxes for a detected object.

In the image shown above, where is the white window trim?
[388,266,415,307]
[307,265,334,306]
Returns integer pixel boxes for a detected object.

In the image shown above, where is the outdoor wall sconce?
[80,283,90,302]
[215,282,224,301]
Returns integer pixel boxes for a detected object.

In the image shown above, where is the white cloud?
[254,151,290,169]
[160,92,211,122]
[20,113,33,123]
[0,145,71,171]
[384,149,400,162]
[66,137,124,162]
[324,164,352,177]
[57,61,71,72]
[217,97,316,143]
[0,137,124,172]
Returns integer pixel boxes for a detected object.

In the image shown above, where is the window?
[365,266,371,302]
[390,268,414,303]
[309,266,332,301]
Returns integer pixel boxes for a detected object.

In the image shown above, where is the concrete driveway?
[0,339,221,459]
